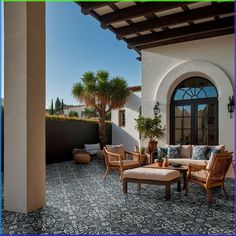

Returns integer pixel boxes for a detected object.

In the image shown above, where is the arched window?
[170,77,218,145]
[173,77,218,101]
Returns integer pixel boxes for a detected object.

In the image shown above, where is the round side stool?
[74,153,91,164]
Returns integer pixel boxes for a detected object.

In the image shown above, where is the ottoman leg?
[123,180,128,194]
[177,179,181,192]
[165,184,171,200]
[137,183,141,191]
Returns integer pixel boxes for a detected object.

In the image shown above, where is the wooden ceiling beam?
[116,2,234,38]
[100,2,194,27]
[136,28,234,50]
[127,16,234,47]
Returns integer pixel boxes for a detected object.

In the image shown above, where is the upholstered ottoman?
[123,167,180,200]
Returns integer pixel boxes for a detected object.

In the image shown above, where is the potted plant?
[135,115,166,154]
[154,155,164,167]
[140,147,146,155]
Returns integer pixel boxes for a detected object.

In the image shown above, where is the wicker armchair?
[104,146,141,181]
[185,152,233,204]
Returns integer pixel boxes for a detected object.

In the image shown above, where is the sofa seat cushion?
[191,170,208,182]
[111,160,139,166]
[168,158,208,167]
[123,167,180,181]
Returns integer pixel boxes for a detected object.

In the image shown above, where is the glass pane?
[198,117,208,129]
[172,77,217,101]
[175,106,183,116]
[198,104,207,116]
[205,86,218,98]
[175,118,182,129]
[174,89,185,100]
[183,117,191,128]
[183,106,191,116]
[175,130,181,144]
[198,104,215,117]
[208,129,216,145]
[198,129,208,145]
[183,130,191,144]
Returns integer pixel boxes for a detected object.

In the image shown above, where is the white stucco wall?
[141,34,234,152]
[111,90,141,152]
[64,105,86,117]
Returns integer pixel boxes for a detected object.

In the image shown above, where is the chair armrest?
[124,151,141,163]
[188,163,207,173]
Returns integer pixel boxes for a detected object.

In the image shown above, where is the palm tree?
[72,70,130,147]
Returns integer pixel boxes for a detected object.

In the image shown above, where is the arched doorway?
[170,77,218,145]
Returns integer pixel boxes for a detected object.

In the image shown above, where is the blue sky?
[46,2,140,107]
[0,2,140,107]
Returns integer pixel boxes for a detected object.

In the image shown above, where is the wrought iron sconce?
[153,101,160,116]
[227,96,234,118]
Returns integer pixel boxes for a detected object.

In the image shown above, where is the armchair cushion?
[111,160,139,167]
[206,151,218,170]
[190,169,208,182]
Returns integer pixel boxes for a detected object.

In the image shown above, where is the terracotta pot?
[148,140,158,154]
[155,161,163,167]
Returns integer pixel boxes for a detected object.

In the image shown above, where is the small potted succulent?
[140,146,147,164]
[140,147,146,155]
[154,154,164,167]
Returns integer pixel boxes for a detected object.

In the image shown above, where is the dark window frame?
[118,109,126,127]
[170,78,219,145]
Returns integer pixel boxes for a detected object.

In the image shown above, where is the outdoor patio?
[2,160,234,235]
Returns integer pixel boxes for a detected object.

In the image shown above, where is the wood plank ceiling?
[76,1,235,56]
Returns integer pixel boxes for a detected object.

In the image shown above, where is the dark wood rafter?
[100,2,194,27]
[116,2,234,38]
[76,1,235,54]
[136,28,234,50]
[127,16,234,48]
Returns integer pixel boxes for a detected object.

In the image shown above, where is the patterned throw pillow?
[206,147,221,160]
[192,145,209,160]
[158,147,168,158]
[167,145,181,158]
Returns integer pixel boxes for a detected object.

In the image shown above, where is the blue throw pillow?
[158,147,168,158]
[167,145,180,158]
[192,146,209,160]
[206,148,221,160]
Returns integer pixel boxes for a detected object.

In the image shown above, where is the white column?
[4,2,45,213]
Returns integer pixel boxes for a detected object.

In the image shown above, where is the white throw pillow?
[180,145,192,158]
[84,143,101,155]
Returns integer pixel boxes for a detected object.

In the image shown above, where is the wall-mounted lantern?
[153,101,160,116]
[227,96,234,118]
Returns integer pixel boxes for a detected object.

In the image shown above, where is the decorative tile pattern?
[2,161,234,235]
